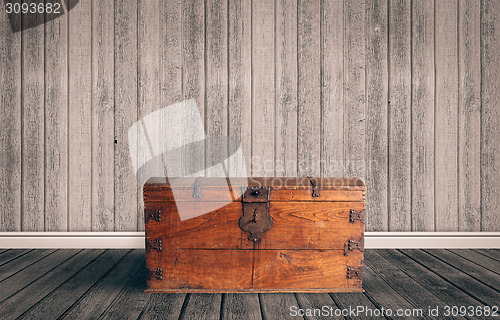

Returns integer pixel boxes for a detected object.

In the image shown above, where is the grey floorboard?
[0,249,496,319]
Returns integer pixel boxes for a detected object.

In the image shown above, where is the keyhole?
[251,208,258,223]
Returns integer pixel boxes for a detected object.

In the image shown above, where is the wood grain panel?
[435,0,458,231]
[92,0,114,231]
[411,0,434,231]
[114,0,138,231]
[68,0,92,231]
[388,0,411,231]
[252,0,275,177]
[276,0,297,177]
[366,0,388,231]
[228,0,252,177]
[206,0,228,177]
[458,0,481,231]
[253,250,362,290]
[138,0,161,231]
[321,0,344,178]
[22,4,45,231]
[182,0,205,178]
[45,4,68,231]
[146,249,253,291]
[298,0,321,177]
[257,202,365,250]
[481,0,500,231]
[0,8,22,231]
[343,0,366,180]
[144,202,244,249]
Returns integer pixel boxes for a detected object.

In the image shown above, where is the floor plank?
[401,249,500,307]
[61,250,143,320]
[362,264,424,320]
[474,249,500,262]
[259,293,303,320]
[376,249,486,311]
[0,249,31,265]
[139,293,186,320]
[0,250,79,303]
[365,251,466,319]
[97,264,151,320]
[0,250,103,319]
[18,250,128,319]
[295,293,342,320]
[330,292,379,320]
[427,249,500,288]
[222,293,262,320]
[179,293,222,320]
[0,249,54,282]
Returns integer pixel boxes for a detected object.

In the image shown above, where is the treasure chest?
[144,177,366,292]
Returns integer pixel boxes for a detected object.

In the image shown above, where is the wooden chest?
[143,177,366,293]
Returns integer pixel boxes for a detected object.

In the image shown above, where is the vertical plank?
[366,0,388,231]
[297,0,321,177]
[138,0,161,231]
[458,0,481,231]
[183,0,205,177]
[0,8,22,231]
[69,0,92,231]
[321,0,344,177]
[481,0,500,231]
[343,0,366,179]
[228,0,252,177]
[206,0,228,177]
[159,0,182,180]
[114,0,138,231]
[22,3,45,231]
[435,0,458,231]
[45,2,68,231]
[411,0,435,231]
[388,0,411,231]
[92,0,115,231]
[252,0,275,177]
[275,0,297,177]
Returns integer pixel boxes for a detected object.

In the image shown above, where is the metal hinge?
[146,267,163,280]
[307,177,320,197]
[344,238,365,256]
[193,177,203,198]
[145,208,161,223]
[346,266,363,279]
[349,209,366,224]
[146,238,163,252]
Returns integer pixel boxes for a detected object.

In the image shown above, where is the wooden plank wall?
[0,0,499,232]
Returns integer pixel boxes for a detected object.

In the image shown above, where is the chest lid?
[144,177,365,202]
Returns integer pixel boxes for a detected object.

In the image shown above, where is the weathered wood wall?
[0,0,499,232]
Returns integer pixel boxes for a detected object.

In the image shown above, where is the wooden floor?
[0,249,498,320]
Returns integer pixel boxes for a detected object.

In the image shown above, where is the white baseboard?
[0,232,499,249]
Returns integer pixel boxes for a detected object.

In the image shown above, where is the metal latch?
[307,177,320,197]
[145,208,161,223]
[193,177,203,198]
[239,202,272,242]
[349,209,366,224]
[146,238,163,252]
[344,238,364,256]
[346,266,363,279]
[146,267,163,280]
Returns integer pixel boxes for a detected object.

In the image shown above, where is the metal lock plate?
[239,202,272,242]
[242,187,270,202]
